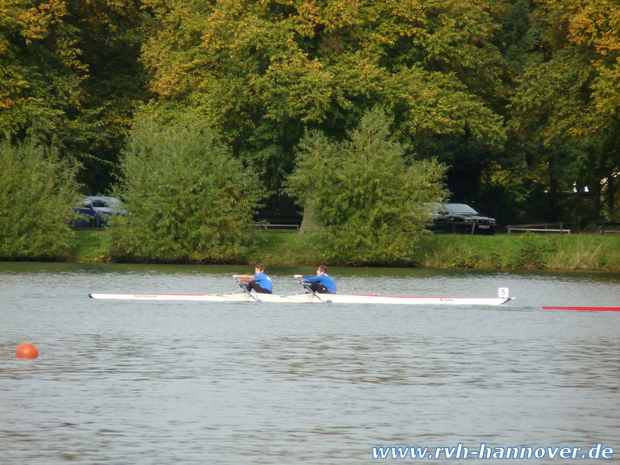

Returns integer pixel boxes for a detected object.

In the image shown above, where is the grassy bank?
[70,229,620,271]
[414,233,620,270]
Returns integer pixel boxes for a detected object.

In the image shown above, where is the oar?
[220,279,248,295]
[295,278,326,303]
[234,277,260,302]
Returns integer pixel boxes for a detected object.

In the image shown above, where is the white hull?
[89,292,514,306]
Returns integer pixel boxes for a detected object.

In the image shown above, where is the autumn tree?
[0,0,149,194]
[507,0,620,225]
[140,0,509,215]
[65,0,152,193]
[0,0,86,141]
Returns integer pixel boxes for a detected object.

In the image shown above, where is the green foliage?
[246,230,323,266]
[0,0,86,140]
[414,233,620,271]
[2,0,618,232]
[0,140,80,260]
[72,229,620,271]
[503,0,620,224]
[139,0,508,207]
[287,108,448,265]
[516,234,558,269]
[108,122,265,263]
[71,230,110,263]
[0,0,150,194]
[414,235,500,269]
[65,0,152,193]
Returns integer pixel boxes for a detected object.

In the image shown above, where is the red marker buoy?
[15,342,39,359]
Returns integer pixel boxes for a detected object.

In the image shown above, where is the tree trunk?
[299,203,318,234]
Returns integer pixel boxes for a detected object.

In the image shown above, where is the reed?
[415,234,620,271]
[546,236,620,270]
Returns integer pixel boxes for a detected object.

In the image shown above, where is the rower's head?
[317,265,327,275]
[255,263,266,274]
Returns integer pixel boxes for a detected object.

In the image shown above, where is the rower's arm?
[233,274,254,282]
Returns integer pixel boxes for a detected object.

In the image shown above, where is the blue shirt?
[253,272,273,292]
[301,274,337,294]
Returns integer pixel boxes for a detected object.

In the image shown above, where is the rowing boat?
[543,306,620,312]
[89,292,514,306]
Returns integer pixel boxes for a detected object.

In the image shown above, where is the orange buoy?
[15,342,39,359]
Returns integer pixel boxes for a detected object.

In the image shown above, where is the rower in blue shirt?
[294,266,337,294]
[233,263,273,294]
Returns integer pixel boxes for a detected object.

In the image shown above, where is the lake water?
[1,263,619,464]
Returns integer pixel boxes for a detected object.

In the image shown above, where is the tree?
[506,0,620,225]
[0,0,87,141]
[287,108,447,265]
[139,0,508,216]
[0,140,80,260]
[568,0,620,221]
[64,0,152,194]
[108,121,265,263]
[0,0,150,194]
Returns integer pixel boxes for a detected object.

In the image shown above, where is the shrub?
[517,234,558,269]
[108,122,264,263]
[0,140,80,260]
[287,108,447,265]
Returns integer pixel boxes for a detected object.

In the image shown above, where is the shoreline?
[62,230,620,272]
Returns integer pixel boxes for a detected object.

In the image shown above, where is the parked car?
[71,203,100,228]
[71,196,127,227]
[428,203,497,235]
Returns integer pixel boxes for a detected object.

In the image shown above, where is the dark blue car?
[71,204,103,227]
